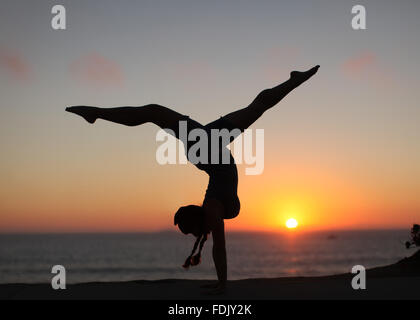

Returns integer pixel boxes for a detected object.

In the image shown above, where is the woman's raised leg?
[222,65,320,131]
[65,104,186,130]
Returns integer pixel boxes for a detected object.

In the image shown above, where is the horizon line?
[0,227,411,236]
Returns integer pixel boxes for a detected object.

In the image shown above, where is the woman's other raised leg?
[66,104,185,130]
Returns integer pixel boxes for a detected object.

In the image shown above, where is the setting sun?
[286,218,298,229]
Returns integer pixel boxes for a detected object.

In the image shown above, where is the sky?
[0,0,419,232]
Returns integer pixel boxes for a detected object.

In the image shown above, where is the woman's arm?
[212,218,227,286]
[203,198,227,293]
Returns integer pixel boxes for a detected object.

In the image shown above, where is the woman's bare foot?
[66,106,98,124]
[290,65,320,85]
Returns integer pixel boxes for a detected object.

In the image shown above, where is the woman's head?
[174,205,205,237]
[174,205,208,269]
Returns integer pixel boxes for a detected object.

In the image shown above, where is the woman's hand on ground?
[200,281,220,289]
[201,281,226,295]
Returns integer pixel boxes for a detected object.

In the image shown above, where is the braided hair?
[174,205,208,269]
[182,233,208,269]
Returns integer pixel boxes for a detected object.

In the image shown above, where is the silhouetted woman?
[66,65,319,294]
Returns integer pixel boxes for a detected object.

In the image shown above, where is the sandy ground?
[1,251,419,300]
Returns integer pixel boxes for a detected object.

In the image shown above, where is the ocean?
[0,230,413,284]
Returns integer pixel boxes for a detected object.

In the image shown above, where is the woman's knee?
[256,88,274,105]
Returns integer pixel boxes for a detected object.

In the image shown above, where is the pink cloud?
[0,48,31,81]
[70,53,124,87]
[342,52,376,77]
[341,51,393,86]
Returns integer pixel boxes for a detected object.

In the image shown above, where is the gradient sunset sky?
[1,0,419,232]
